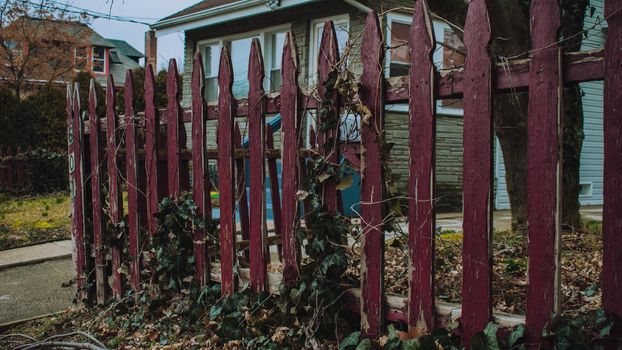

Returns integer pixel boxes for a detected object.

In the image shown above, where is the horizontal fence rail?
[66,1,621,347]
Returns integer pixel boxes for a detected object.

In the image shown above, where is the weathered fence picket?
[66,8,622,347]
[603,0,622,327]
[106,76,124,299]
[217,46,237,295]
[124,71,141,291]
[526,0,563,343]
[359,11,385,338]
[248,38,268,293]
[280,31,301,287]
[6,147,14,192]
[89,80,107,304]
[408,0,436,333]
[461,0,494,344]
[16,146,24,188]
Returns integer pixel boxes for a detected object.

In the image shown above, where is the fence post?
[67,83,88,302]
[408,0,436,333]
[359,11,385,338]
[317,21,340,215]
[525,0,563,343]
[124,70,141,292]
[461,0,494,344]
[191,52,211,287]
[106,75,124,299]
[248,38,267,292]
[602,0,622,332]
[217,46,237,295]
[167,59,184,198]
[89,79,107,304]
[280,31,301,287]
[145,64,161,237]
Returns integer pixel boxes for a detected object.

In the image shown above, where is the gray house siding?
[495,0,606,209]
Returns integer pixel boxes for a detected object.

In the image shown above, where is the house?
[0,17,143,93]
[150,0,605,213]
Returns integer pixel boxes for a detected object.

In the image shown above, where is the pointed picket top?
[144,64,159,236]
[359,11,386,338]
[408,0,436,333]
[217,45,237,295]
[124,69,141,292]
[247,38,267,293]
[603,0,622,321]
[167,58,183,198]
[280,32,301,288]
[526,0,563,344]
[461,0,494,345]
[317,20,340,215]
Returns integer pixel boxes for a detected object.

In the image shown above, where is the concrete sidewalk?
[0,240,72,270]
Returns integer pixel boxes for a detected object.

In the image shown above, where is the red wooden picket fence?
[66,0,622,347]
[0,146,33,192]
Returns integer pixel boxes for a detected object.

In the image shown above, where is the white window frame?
[92,46,107,74]
[74,46,88,72]
[196,23,291,99]
[384,12,464,116]
[307,14,350,85]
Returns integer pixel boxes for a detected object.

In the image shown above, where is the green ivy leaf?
[339,331,360,350]
[483,322,500,350]
[355,338,373,350]
[508,324,525,349]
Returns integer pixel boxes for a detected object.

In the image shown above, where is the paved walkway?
[0,240,72,270]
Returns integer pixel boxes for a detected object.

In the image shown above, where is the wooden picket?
[15,146,24,188]
[603,0,622,327]
[525,0,563,344]
[106,75,124,299]
[408,0,436,333]
[461,0,494,344]
[359,11,385,338]
[88,80,107,304]
[6,146,14,192]
[66,6,622,346]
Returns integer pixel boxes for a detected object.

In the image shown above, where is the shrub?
[23,148,68,194]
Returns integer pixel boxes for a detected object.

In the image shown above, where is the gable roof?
[107,39,144,59]
[161,0,240,21]
[7,17,116,47]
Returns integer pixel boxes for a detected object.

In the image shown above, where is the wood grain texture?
[217,46,237,295]
[359,11,385,338]
[124,70,141,292]
[144,64,160,236]
[317,20,340,215]
[167,59,183,198]
[602,0,622,322]
[234,123,250,249]
[266,126,282,260]
[408,0,436,333]
[88,79,107,304]
[70,83,87,300]
[461,0,494,344]
[106,76,123,299]
[248,38,267,292]
[280,32,301,287]
[192,52,211,287]
[525,0,562,344]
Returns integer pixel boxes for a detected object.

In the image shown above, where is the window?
[385,13,465,116]
[92,46,106,73]
[308,15,350,84]
[197,25,289,102]
[75,46,88,71]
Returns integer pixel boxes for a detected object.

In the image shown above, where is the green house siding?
[495,0,606,209]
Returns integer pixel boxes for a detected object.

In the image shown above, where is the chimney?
[145,29,157,69]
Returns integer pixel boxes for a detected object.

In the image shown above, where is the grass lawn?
[0,192,71,250]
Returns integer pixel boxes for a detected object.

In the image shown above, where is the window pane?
[230,37,255,98]
[316,21,349,56]
[389,62,410,77]
[271,32,285,69]
[203,44,220,78]
[93,46,105,60]
[93,59,105,72]
[205,77,218,102]
[442,28,465,68]
[390,22,410,65]
[270,69,281,90]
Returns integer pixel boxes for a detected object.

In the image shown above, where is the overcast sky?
[63,0,198,70]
